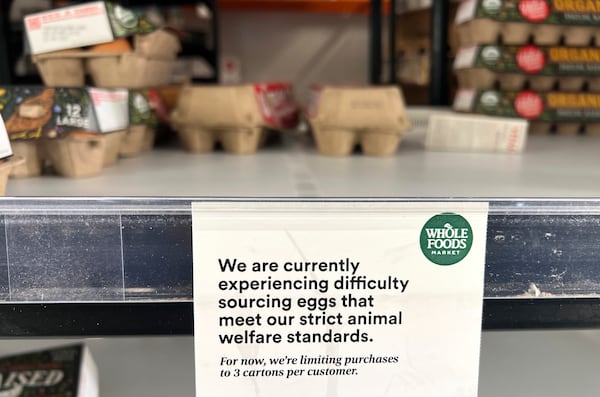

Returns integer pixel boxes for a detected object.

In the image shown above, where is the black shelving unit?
[380,0,451,104]
[429,0,448,105]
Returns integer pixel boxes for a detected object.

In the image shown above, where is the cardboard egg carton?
[0,86,129,177]
[307,85,411,156]
[456,0,600,46]
[455,44,600,91]
[454,88,600,134]
[33,29,180,88]
[170,83,299,154]
[0,114,21,194]
[119,89,161,157]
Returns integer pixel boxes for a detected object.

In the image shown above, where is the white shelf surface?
[6,132,600,198]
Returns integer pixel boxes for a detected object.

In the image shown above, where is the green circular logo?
[420,213,473,266]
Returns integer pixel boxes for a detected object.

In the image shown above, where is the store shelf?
[1,112,600,334]
[7,131,600,198]
[0,197,598,333]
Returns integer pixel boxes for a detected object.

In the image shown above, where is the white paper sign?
[193,201,489,397]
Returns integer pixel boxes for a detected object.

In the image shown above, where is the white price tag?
[193,201,489,397]
[88,88,129,133]
[25,1,114,55]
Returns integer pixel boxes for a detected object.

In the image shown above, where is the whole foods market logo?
[420,213,473,266]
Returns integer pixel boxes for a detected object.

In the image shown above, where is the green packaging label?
[106,2,157,37]
[463,44,600,75]
[466,0,600,25]
[0,87,96,140]
[129,90,157,127]
[459,89,600,121]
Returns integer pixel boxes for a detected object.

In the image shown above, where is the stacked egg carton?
[453,0,600,134]
[1,85,131,178]
[9,1,180,178]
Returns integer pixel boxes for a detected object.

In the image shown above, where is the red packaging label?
[253,83,299,129]
[148,89,170,124]
[516,45,546,74]
[90,89,127,106]
[515,91,544,119]
[519,0,550,22]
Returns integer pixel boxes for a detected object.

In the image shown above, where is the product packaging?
[170,83,299,154]
[456,0,600,46]
[32,29,180,88]
[24,1,157,54]
[426,111,528,152]
[454,88,600,134]
[307,85,411,156]
[0,87,129,177]
[25,2,180,88]
[0,344,98,397]
[455,44,600,91]
[121,89,160,157]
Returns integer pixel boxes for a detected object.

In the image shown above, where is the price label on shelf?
[192,201,489,397]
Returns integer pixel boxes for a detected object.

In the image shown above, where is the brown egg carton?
[0,156,25,194]
[307,86,411,156]
[456,0,600,46]
[10,131,128,178]
[456,72,600,91]
[457,21,600,46]
[529,122,600,135]
[32,29,180,88]
[170,83,299,154]
[174,126,268,154]
[119,125,156,157]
